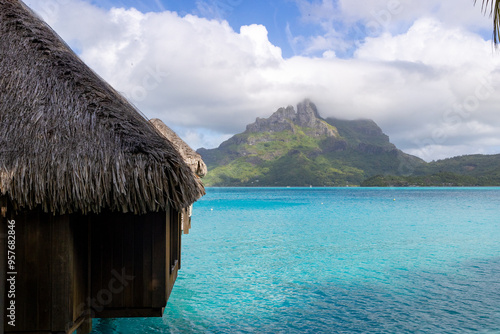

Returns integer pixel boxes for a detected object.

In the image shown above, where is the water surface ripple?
[92,188,500,333]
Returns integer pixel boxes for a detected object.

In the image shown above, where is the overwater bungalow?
[0,0,205,333]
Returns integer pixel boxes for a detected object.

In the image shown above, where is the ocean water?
[91,187,500,333]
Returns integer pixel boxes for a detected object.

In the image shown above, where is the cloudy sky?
[25,0,500,161]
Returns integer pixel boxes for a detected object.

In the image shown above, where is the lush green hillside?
[362,155,500,186]
[414,154,500,176]
[198,100,425,187]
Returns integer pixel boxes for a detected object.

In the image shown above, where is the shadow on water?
[91,318,118,333]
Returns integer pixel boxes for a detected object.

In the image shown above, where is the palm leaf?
[476,0,500,45]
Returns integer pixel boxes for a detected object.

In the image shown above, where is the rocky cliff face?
[245,100,338,138]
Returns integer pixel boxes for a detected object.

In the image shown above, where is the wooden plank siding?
[122,214,135,308]
[73,216,92,333]
[3,206,90,333]
[90,209,179,318]
[50,214,73,331]
[140,216,152,308]
[151,210,166,309]
[2,204,181,331]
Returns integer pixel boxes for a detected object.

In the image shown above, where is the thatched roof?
[0,0,205,215]
[150,119,208,178]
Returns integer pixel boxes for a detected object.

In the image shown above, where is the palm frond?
[475,0,500,46]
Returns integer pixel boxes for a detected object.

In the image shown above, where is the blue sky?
[89,0,320,58]
[25,0,500,160]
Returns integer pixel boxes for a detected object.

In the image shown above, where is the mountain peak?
[296,99,322,126]
[198,100,425,186]
[245,99,337,137]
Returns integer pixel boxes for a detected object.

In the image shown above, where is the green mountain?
[198,100,425,186]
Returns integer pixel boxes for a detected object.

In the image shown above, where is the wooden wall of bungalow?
[1,197,183,333]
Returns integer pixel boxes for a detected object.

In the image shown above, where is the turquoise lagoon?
[92,187,500,333]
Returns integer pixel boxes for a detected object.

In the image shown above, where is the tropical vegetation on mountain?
[363,155,500,186]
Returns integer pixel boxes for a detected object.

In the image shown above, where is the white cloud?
[355,18,492,65]
[25,0,500,161]
[337,0,490,31]
[291,0,492,56]
[352,18,500,160]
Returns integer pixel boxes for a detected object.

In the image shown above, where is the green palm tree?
[476,0,500,45]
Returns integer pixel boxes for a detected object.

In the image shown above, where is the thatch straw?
[0,0,205,215]
[150,119,208,178]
